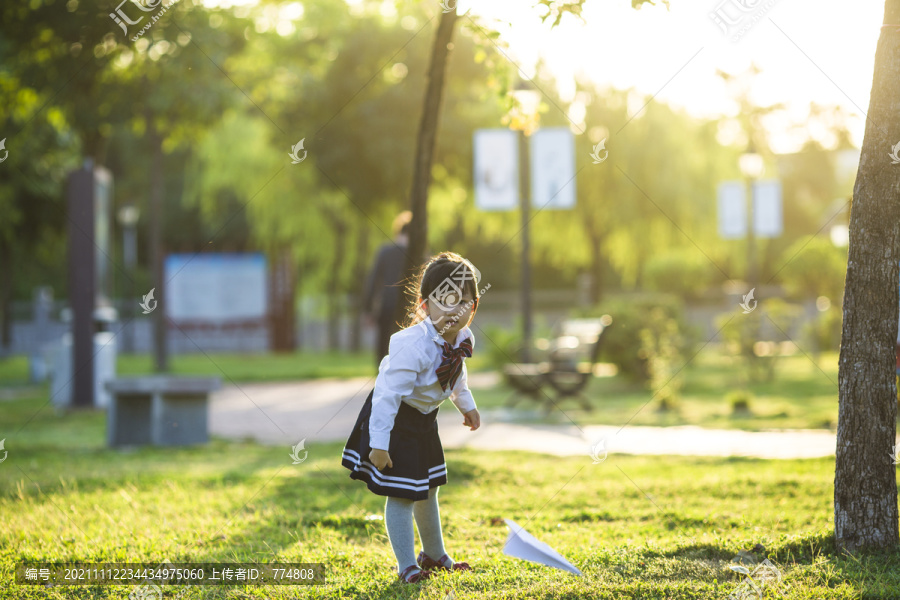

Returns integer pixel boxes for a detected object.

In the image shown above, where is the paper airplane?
[502,519,582,575]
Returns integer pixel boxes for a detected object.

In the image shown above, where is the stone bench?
[105,377,221,447]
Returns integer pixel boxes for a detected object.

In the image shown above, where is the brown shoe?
[417,551,471,572]
[399,565,432,584]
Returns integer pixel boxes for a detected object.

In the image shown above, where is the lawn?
[1,393,899,599]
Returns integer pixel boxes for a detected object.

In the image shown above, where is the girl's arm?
[368,333,424,450]
[449,362,477,415]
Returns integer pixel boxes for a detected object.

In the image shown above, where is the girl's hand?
[463,408,480,431]
[369,448,393,470]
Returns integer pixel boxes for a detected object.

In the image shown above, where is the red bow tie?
[436,337,473,391]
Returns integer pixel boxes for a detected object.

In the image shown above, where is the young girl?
[341,252,483,584]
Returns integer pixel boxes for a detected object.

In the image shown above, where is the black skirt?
[341,388,447,500]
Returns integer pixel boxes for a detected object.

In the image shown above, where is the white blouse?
[368,316,477,450]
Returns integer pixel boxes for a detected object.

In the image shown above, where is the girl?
[341,252,483,584]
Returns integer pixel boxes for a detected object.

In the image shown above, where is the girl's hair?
[399,252,481,329]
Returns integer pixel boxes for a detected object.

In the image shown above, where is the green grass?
[0,356,30,388]
[116,351,379,382]
[2,394,899,598]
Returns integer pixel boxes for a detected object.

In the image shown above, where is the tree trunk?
[834,0,900,553]
[269,246,296,352]
[586,217,605,304]
[394,8,458,328]
[295,255,311,352]
[634,244,647,291]
[0,239,12,353]
[146,106,168,372]
[350,220,370,352]
[322,207,347,351]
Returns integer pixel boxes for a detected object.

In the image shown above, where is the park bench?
[502,315,612,412]
[105,376,221,447]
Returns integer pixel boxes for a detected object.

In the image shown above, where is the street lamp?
[117,204,140,353]
[830,225,849,248]
[739,142,764,290]
[829,199,850,248]
[510,81,541,136]
[509,81,541,362]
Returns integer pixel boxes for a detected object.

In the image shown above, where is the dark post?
[269,248,296,351]
[67,162,96,408]
[747,176,757,291]
[519,130,533,363]
[147,109,168,372]
[123,217,137,352]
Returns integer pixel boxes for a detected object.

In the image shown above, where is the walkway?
[209,373,839,459]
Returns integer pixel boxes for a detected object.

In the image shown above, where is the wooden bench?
[105,376,221,447]
[502,315,612,412]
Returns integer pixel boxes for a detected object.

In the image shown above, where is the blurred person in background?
[363,211,414,370]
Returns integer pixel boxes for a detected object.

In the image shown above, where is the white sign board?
[165,253,268,322]
[474,129,519,211]
[753,179,782,238]
[718,181,746,239]
[530,127,576,210]
[718,180,782,239]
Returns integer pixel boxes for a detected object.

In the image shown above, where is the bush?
[481,324,521,372]
[644,250,714,300]
[577,294,696,388]
[640,306,688,408]
[716,297,803,384]
[777,236,847,303]
[726,389,753,415]
[803,305,842,353]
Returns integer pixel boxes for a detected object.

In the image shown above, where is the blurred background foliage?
[0,0,853,353]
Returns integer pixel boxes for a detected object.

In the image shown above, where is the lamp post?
[738,142,764,290]
[117,204,140,353]
[509,81,541,362]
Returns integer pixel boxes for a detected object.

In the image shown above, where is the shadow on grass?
[1,443,299,501]
[1,389,486,575]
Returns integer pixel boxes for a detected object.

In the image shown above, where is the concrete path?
[209,373,839,460]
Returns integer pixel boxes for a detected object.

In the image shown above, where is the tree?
[395,0,672,323]
[834,0,900,552]
[0,71,74,352]
[0,1,106,352]
[2,0,251,370]
[394,7,459,331]
[123,8,249,371]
